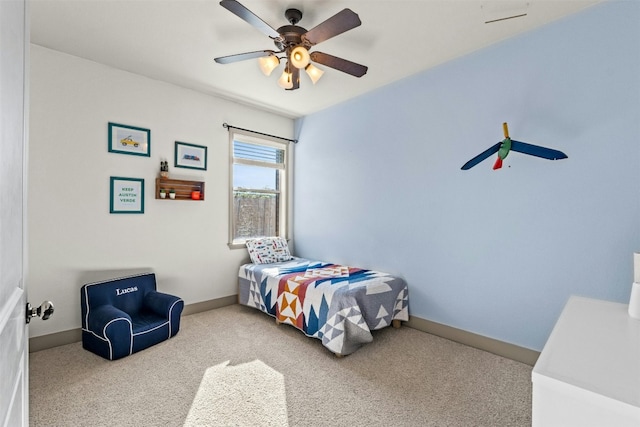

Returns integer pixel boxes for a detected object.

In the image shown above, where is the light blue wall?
[293,1,640,351]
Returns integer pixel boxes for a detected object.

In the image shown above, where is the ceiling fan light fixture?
[258,54,280,76]
[277,67,294,89]
[214,1,368,91]
[290,45,310,69]
[305,63,324,84]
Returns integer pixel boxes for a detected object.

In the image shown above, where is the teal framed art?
[175,141,207,170]
[110,177,144,214]
[108,122,151,157]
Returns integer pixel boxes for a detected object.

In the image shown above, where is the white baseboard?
[29,294,238,353]
[29,296,540,365]
[406,316,539,366]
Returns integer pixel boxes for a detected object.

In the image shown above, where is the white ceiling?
[30,0,602,118]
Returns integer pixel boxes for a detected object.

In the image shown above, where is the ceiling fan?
[214,0,368,90]
[461,123,568,170]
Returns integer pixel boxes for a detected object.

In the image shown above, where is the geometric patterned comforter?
[238,258,409,356]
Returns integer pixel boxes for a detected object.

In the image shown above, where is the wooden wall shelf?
[155,177,205,201]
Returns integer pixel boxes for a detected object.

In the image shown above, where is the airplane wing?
[461,142,501,170]
[510,140,568,160]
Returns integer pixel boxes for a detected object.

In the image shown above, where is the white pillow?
[246,237,292,264]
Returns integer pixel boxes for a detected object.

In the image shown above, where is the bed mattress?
[238,257,409,356]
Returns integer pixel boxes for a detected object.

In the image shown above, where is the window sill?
[228,237,290,250]
[228,242,246,250]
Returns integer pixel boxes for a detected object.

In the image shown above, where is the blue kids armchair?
[80,273,184,360]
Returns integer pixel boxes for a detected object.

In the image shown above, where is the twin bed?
[238,245,409,356]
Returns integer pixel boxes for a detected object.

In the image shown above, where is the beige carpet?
[30,305,532,426]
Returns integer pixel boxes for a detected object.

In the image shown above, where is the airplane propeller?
[461,123,568,170]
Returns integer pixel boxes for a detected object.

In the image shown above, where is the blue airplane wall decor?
[461,123,568,170]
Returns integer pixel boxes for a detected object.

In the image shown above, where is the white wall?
[28,45,294,338]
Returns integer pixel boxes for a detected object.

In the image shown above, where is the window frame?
[228,128,289,249]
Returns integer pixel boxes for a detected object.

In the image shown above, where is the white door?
[1,0,29,426]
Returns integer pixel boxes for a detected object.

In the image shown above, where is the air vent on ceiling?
[481,1,529,24]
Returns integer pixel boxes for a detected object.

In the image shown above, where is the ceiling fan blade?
[310,52,367,77]
[219,0,281,39]
[302,8,361,46]
[510,140,568,160]
[214,50,274,64]
[461,142,501,170]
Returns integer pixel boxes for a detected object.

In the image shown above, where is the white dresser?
[532,296,640,426]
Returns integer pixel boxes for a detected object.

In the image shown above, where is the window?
[229,129,288,247]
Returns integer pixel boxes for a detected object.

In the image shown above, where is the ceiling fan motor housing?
[275,9,312,53]
[275,25,307,50]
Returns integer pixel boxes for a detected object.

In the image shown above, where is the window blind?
[233,140,284,165]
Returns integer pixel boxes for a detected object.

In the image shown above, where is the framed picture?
[108,122,151,157]
[175,141,207,170]
[110,177,144,214]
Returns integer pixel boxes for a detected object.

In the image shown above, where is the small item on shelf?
[169,189,176,199]
[159,188,167,199]
[160,160,169,178]
[191,191,201,200]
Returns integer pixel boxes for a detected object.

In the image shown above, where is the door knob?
[26,301,54,323]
